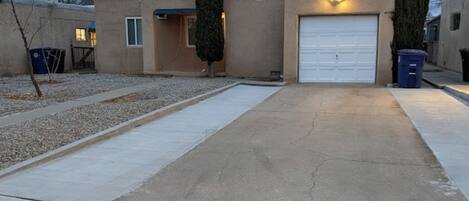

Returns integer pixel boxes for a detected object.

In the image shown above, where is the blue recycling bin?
[30,48,50,74]
[398,49,427,88]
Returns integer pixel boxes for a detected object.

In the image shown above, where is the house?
[95,0,394,84]
[437,0,469,72]
[0,0,95,76]
[426,16,441,65]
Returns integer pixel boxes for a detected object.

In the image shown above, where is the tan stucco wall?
[283,0,394,84]
[141,0,194,74]
[95,0,143,74]
[224,0,285,79]
[140,0,225,75]
[0,2,94,76]
[154,15,224,73]
[139,0,281,78]
[438,0,469,72]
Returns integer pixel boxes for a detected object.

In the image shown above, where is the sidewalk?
[0,85,280,201]
[391,88,469,199]
[0,81,180,127]
[423,63,469,102]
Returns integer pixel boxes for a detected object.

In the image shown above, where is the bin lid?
[398,49,428,56]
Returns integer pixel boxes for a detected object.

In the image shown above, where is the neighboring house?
[96,0,394,84]
[437,0,469,72]
[426,16,441,65]
[0,0,95,76]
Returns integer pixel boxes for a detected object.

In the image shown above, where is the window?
[90,32,97,47]
[75,28,86,41]
[126,17,143,47]
[186,16,197,47]
[451,13,461,31]
[431,25,439,42]
[185,13,226,48]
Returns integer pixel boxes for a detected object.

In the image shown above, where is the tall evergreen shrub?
[195,0,224,78]
[391,0,429,82]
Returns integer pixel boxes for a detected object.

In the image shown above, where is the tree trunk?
[9,0,42,97]
[208,61,215,78]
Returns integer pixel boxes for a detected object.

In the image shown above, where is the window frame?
[75,28,87,42]
[185,16,197,48]
[450,13,461,31]
[125,17,143,48]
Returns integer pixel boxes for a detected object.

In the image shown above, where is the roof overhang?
[154,8,196,16]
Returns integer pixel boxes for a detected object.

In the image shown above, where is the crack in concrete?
[0,193,44,201]
[308,157,331,201]
[290,112,318,145]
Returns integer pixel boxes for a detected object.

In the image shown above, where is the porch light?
[329,0,345,5]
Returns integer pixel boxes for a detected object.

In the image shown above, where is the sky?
[428,0,442,17]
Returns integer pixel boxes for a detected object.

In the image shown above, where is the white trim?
[125,17,143,48]
[185,16,197,48]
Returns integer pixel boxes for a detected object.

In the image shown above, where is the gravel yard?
[0,74,215,117]
[0,76,235,170]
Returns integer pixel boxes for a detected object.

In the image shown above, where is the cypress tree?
[391,0,429,82]
[195,0,224,78]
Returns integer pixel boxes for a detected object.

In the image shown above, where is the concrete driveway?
[118,85,467,201]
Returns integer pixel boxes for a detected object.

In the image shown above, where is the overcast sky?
[428,0,442,17]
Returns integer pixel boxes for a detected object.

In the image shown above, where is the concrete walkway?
[0,81,184,127]
[0,85,280,201]
[391,88,469,199]
[424,63,469,102]
[117,86,466,201]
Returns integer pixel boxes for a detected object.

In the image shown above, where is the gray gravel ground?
[0,77,235,170]
[0,74,212,117]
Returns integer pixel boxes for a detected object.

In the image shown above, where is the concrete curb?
[0,82,242,180]
[422,78,469,103]
[445,86,469,104]
[422,78,445,89]
[241,80,287,87]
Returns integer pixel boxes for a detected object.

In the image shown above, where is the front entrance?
[299,15,378,83]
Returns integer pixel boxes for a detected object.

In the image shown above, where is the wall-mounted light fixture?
[329,0,346,5]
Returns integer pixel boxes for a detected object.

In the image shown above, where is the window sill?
[127,45,143,48]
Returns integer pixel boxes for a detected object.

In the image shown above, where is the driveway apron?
[118,85,467,201]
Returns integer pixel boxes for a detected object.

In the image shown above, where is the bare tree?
[8,0,43,97]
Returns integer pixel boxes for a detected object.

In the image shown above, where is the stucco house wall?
[224,0,284,79]
[95,0,142,74]
[437,0,469,72]
[95,0,395,84]
[140,0,213,75]
[97,0,282,78]
[283,0,394,84]
[0,1,95,76]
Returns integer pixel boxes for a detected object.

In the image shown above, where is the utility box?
[398,49,427,88]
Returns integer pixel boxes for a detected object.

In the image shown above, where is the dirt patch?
[102,94,139,103]
[37,79,64,85]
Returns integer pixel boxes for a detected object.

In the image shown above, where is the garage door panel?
[356,70,376,82]
[299,15,378,83]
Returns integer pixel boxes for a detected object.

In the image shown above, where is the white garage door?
[299,16,378,83]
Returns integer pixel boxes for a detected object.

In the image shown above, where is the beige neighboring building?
[0,0,95,76]
[437,0,469,72]
[96,0,394,84]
